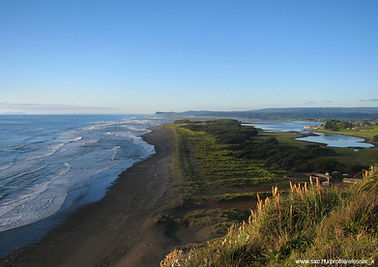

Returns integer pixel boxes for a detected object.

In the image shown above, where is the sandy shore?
[2,125,181,267]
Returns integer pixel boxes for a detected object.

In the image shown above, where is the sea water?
[0,114,169,256]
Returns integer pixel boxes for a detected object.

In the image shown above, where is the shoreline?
[312,129,377,147]
[2,124,182,267]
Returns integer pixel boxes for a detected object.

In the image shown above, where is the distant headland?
[156,107,378,121]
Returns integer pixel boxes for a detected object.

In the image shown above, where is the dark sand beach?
[2,125,184,267]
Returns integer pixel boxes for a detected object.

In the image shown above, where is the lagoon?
[296,132,374,148]
[242,119,374,148]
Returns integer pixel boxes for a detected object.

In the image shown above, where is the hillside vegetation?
[158,120,285,237]
[158,120,370,237]
[175,119,365,173]
[161,165,378,267]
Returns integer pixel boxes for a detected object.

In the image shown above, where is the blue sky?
[1,0,377,114]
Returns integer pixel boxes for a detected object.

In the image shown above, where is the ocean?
[0,114,169,256]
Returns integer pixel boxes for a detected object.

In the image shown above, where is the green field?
[165,120,288,235]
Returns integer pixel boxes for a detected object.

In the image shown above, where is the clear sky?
[1,0,377,114]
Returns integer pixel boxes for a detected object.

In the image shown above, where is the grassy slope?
[161,120,376,236]
[159,120,376,266]
[171,121,285,188]
[157,122,287,238]
[161,166,378,267]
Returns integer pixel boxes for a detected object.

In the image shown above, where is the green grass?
[171,122,283,186]
[214,177,282,187]
[161,165,378,267]
[261,131,310,149]
[211,192,272,202]
[322,146,378,167]
[165,121,286,237]
[184,209,251,232]
[192,132,280,182]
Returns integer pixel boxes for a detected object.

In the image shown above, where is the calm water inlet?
[296,132,374,148]
[243,120,374,148]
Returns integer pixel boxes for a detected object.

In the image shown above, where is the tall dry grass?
[161,166,377,267]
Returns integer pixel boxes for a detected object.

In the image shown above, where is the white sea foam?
[85,120,123,131]
[0,181,50,228]
[43,136,83,158]
[51,162,71,182]
[0,189,67,232]
[0,115,163,232]
[0,162,72,231]
[120,125,148,133]
[111,146,120,160]
[0,164,46,182]
[0,162,70,231]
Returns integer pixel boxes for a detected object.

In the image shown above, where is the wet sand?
[2,125,181,267]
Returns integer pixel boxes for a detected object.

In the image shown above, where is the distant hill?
[156,107,378,121]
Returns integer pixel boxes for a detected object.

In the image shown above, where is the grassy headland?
[156,119,375,255]
[161,165,378,266]
[155,120,289,239]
